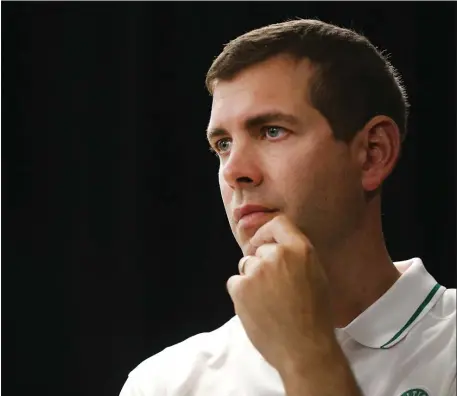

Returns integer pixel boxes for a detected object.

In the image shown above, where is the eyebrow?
[206,111,300,142]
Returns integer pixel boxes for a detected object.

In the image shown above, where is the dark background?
[3,2,456,395]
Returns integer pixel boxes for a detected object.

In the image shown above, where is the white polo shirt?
[120,258,456,396]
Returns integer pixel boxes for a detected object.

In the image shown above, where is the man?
[120,19,456,396]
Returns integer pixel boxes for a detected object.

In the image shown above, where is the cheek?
[218,169,232,207]
[277,144,340,211]
[275,149,316,193]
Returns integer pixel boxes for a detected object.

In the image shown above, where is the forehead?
[209,56,315,129]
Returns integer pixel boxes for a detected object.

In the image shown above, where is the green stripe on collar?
[380,283,441,349]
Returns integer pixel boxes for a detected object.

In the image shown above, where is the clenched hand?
[227,215,361,395]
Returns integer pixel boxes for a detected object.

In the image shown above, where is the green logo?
[400,389,429,396]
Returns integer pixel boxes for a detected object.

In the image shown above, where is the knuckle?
[236,277,251,299]
[228,278,242,298]
[273,244,286,258]
[273,213,286,225]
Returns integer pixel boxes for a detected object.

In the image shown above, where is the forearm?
[278,339,362,396]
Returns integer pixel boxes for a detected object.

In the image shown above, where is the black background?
[3,2,456,395]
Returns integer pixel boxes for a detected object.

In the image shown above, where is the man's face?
[207,55,365,255]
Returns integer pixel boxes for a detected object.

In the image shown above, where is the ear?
[353,115,402,192]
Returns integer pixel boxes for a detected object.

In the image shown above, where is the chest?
[167,339,453,396]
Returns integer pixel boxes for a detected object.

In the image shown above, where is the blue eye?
[264,126,286,139]
[215,138,232,153]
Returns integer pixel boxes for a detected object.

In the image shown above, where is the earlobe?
[363,173,382,192]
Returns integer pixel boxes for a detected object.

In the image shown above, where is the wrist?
[278,336,361,396]
[278,332,338,377]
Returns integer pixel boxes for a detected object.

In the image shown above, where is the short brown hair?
[206,19,409,143]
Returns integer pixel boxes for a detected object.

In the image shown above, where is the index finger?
[249,214,308,251]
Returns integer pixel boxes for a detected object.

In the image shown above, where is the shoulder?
[411,287,455,353]
[423,287,456,355]
[406,287,456,394]
[132,316,239,376]
[119,316,242,396]
[430,287,456,318]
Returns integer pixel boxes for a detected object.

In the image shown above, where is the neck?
[318,197,402,328]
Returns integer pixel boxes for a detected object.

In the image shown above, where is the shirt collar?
[342,257,445,349]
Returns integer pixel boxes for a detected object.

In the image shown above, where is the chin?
[235,238,251,256]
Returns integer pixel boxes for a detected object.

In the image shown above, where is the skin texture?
[206,54,403,394]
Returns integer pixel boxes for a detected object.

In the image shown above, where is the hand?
[227,215,337,378]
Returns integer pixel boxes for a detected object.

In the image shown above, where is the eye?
[262,126,287,139]
[214,138,232,154]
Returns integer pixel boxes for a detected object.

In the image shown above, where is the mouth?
[238,210,279,230]
[234,205,279,228]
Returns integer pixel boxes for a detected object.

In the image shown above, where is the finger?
[226,274,242,297]
[238,255,251,275]
[238,255,262,276]
[254,243,278,260]
[250,215,307,251]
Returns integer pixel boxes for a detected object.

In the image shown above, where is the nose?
[221,142,263,189]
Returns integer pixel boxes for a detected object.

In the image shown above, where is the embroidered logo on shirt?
[400,389,429,396]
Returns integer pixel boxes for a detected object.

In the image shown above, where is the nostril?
[237,177,253,183]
